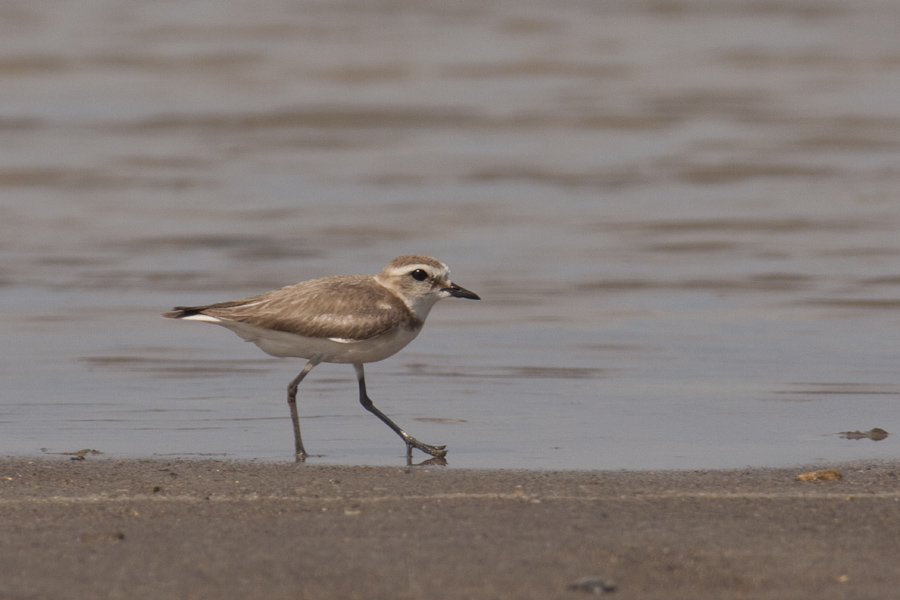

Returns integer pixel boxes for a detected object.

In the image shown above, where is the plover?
[163,255,480,461]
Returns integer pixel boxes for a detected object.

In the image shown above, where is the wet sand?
[1,457,898,599]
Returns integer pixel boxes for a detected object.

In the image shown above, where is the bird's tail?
[162,306,203,319]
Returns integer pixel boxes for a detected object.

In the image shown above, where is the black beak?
[444,282,480,300]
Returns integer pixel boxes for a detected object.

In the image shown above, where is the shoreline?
[2,457,899,599]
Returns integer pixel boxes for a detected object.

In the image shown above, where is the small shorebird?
[163,255,480,461]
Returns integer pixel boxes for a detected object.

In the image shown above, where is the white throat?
[402,293,442,322]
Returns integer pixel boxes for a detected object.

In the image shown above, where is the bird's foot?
[406,438,448,459]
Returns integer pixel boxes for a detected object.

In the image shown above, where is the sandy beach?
[1,457,898,599]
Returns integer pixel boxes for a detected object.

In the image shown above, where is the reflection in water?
[1,0,900,469]
[410,456,448,468]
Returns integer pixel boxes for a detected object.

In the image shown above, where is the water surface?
[2,0,899,469]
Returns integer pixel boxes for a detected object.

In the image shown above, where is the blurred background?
[2,0,899,469]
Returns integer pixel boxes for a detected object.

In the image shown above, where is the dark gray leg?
[353,363,447,458]
[287,356,322,462]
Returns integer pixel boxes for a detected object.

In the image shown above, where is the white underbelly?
[185,315,421,363]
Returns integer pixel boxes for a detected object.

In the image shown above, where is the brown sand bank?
[1,458,898,599]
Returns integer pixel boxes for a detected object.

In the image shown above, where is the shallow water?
[2,0,899,469]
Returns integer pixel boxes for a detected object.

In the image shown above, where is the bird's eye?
[409,269,428,281]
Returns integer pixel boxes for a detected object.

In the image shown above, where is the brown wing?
[163,275,420,340]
